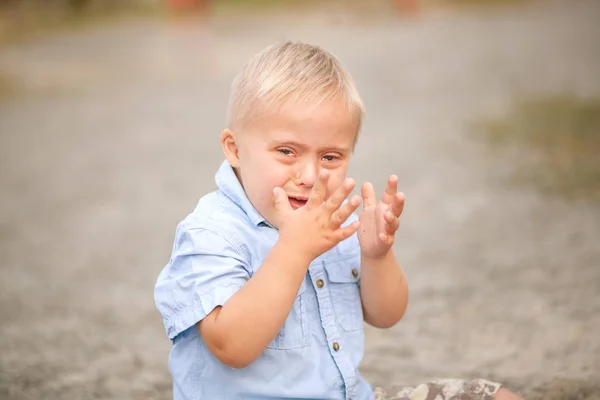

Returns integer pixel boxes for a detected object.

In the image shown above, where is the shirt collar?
[215,160,269,227]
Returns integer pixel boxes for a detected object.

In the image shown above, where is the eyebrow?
[272,140,351,153]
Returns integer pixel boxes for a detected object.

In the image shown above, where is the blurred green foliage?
[479,96,600,201]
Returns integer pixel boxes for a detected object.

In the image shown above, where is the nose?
[295,159,318,188]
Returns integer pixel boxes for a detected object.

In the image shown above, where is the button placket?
[309,261,358,400]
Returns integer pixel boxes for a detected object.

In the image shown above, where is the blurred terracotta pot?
[393,0,420,13]
[166,0,211,11]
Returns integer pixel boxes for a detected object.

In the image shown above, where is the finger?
[383,210,400,234]
[334,220,360,242]
[329,195,361,227]
[324,178,355,213]
[381,175,398,205]
[273,187,292,215]
[361,182,377,209]
[378,231,395,247]
[390,192,405,217]
[307,170,329,209]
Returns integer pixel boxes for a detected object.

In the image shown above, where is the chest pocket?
[267,279,309,350]
[325,257,363,332]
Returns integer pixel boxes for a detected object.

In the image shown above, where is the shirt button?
[316,279,325,288]
[351,268,359,278]
[332,342,340,352]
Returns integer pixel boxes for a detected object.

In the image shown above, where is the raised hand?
[357,175,405,259]
[273,170,361,262]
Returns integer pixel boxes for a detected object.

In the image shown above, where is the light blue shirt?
[154,160,374,400]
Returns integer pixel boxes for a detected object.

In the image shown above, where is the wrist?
[361,248,393,263]
[273,237,315,267]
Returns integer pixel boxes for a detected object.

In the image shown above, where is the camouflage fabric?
[373,379,502,400]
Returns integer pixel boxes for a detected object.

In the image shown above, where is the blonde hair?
[226,41,365,146]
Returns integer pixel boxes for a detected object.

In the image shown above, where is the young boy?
[154,41,523,400]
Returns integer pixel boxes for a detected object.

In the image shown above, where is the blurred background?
[1,0,599,399]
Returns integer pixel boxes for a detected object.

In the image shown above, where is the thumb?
[273,187,292,215]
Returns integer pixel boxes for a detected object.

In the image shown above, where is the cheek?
[260,164,291,190]
[240,152,292,194]
[326,173,348,197]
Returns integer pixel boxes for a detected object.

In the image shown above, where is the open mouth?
[288,196,308,210]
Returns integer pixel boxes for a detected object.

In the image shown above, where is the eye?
[321,154,339,162]
[278,148,294,156]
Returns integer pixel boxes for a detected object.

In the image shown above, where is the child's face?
[222,98,358,228]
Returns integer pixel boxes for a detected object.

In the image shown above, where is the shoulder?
[173,191,256,261]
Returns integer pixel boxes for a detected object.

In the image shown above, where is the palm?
[357,177,404,259]
[358,201,388,258]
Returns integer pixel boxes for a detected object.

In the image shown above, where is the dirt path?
[1,1,599,398]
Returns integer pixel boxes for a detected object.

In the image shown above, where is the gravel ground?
[1,0,599,398]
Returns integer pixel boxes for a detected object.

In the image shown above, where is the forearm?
[198,240,310,368]
[359,250,408,328]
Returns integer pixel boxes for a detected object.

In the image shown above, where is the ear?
[220,129,240,168]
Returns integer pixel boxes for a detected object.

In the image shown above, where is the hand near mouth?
[287,196,308,210]
[272,170,361,263]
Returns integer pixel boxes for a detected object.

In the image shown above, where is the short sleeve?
[154,228,251,341]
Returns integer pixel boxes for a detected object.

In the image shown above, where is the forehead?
[251,98,358,149]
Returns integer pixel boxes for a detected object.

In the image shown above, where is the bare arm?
[360,250,408,328]
[357,176,408,329]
